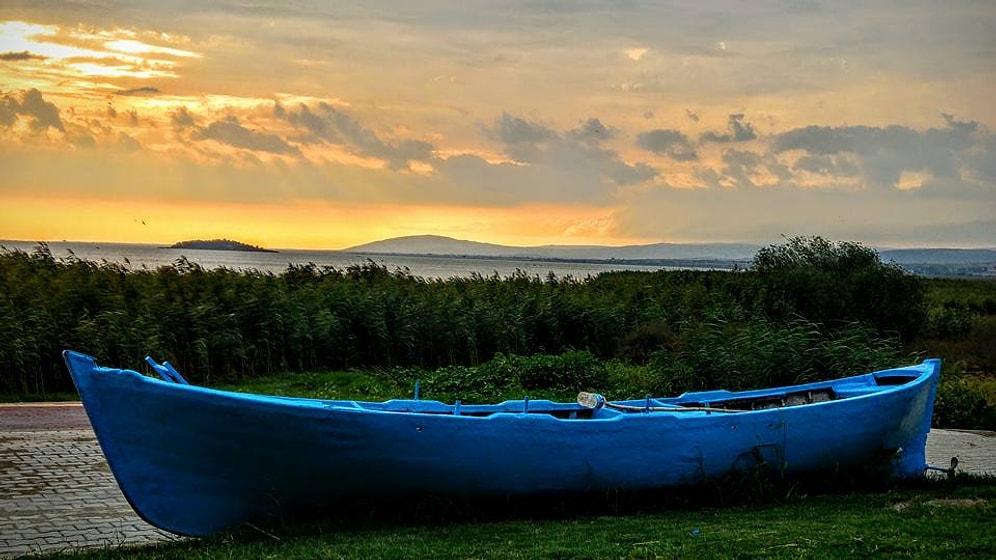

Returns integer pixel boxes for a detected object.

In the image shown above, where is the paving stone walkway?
[0,404,178,558]
[1,402,994,558]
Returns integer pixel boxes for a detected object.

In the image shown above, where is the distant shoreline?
[340,250,749,271]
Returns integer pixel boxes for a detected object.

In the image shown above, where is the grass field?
[42,477,996,559]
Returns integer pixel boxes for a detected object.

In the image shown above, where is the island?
[166,239,277,253]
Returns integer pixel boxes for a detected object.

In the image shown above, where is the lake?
[0,240,693,279]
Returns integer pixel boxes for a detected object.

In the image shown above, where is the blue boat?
[63,350,940,537]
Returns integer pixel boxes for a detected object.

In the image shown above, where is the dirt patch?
[891,498,989,511]
[924,498,989,508]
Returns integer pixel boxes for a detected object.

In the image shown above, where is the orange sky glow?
[2,3,994,249]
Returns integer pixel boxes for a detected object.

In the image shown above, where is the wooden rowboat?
[63,350,940,537]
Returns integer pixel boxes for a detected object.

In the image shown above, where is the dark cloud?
[489,113,657,187]
[277,102,333,140]
[719,149,764,188]
[195,115,300,155]
[772,117,984,189]
[0,51,45,61]
[604,158,656,186]
[939,113,978,134]
[114,87,161,97]
[636,128,697,161]
[171,107,196,130]
[435,144,652,206]
[277,102,434,169]
[700,114,757,143]
[487,112,556,146]
[0,89,64,132]
[793,154,860,177]
[426,113,658,205]
[568,118,613,144]
[67,128,97,149]
[116,132,142,152]
[0,95,16,127]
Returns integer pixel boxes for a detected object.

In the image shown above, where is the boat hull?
[63,351,940,536]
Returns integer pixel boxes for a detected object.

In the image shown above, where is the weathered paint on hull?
[63,351,940,537]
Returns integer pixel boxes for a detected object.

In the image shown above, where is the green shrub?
[406,362,520,404]
[515,350,607,392]
[648,317,904,394]
[966,316,996,370]
[934,377,996,430]
[752,236,927,340]
[619,321,677,365]
[926,305,974,339]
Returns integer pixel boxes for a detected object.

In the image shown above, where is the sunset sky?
[1,1,994,249]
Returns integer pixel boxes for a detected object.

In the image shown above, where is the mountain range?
[346,235,758,261]
[345,235,996,266]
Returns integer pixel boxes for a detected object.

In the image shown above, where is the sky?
[1,0,994,249]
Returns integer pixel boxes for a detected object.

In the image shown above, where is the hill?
[344,236,996,277]
[345,235,759,261]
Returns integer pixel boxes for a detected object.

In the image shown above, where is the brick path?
[1,403,994,558]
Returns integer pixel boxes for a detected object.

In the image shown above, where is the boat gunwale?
[82,358,939,422]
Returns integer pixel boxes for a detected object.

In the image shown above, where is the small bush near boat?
[935,375,996,431]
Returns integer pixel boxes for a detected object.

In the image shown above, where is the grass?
[216,370,410,402]
[40,477,996,559]
[924,277,996,310]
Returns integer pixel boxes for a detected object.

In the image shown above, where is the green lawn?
[44,477,995,559]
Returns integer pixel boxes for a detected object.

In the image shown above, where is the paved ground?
[1,403,994,558]
[0,404,178,558]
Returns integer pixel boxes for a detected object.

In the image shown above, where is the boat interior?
[141,356,924,420]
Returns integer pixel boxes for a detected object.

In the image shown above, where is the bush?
[966,316,996,370]
[752,236,927,340]
[648,317,904,394]
[934,377,996,430]
[925,305,974,339]
[515,350,607,392]
[399,363,518,404]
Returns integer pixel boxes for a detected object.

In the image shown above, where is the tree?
[752,236,926,340]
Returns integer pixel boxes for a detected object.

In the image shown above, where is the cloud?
[0,51,45,61]
[116,132,141,151]
[792,154,861,177]
[277,102,434,169]
[615,176,996,245]
[700,114,757,143]
[0,89,64,132]
[488,112,557,146]
[636,128,697,161]
[114,86,161,96]
[0,95,16,127]
[940,112,978,134]
[772,116,985,189]
[475,113,657,198]
[485,112,557,162]
[170,106,196,130]
[568,118,614,144]
[195,115,300,156]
